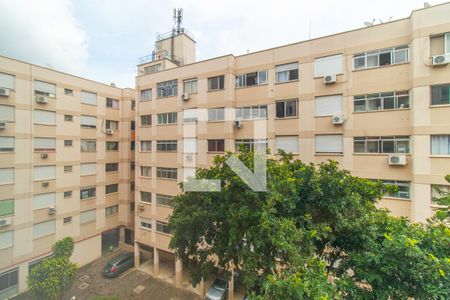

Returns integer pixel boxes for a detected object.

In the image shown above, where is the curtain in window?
[0,73,15,90]
[431,135,450,155]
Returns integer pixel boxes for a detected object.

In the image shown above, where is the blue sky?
[0,0,445,88]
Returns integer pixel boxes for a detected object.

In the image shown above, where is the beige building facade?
[0,57,136,299]
[134,3,450,297]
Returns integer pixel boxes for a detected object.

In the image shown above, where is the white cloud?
[0,0,88,73]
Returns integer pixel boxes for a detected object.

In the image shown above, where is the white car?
[206,278,228,300]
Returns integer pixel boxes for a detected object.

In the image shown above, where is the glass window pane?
[367,98,382,111]
[367,53,379,67]
[383,96,395,109]
[286,100,297,117]
[276,102,285,118]
[382,140,395,153]
[354,56,365,69]
[366,140,379,153]
[379,51,392,66]
[354,140,365,153]
[396,140,409,153]
[354,100,366,112]
[397,95,409,108]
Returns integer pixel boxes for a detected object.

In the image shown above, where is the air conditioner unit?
[185,154,193,161]
[48,207,56,215]
[324,74,336,84]
[40,153,48,159]
[332,115,344,125]
[41,181,49,187]
[0,121,5,129]
[432,54,450,66]
[0,88,10,97]
[388,154,407,166]
[181,93,190,101]
[138,204,145,211]
[35,95,48,104]
[234,120,243,129]
[0,217,12,227]
[106,129,114,135]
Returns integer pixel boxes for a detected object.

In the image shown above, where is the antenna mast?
[173,8,183,35]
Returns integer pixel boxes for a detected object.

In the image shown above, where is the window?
[106,163,119,172]
[353,46,409,70]
[315,95,343,116]
[34,80,56,97]
[80,115,96,128]
[144,64,161,74]
[125,228,134,245]
[156,194,173,206]
[80,163,96,176]
[236,105,267,120]
[275,62,298,83]
[183,79,198,94]
[81,140,96,152]
[32,193,55,210]
[156,221,171,234]
[130,181,135,191]
[157,140,177,151]
[0,105,14,122]
[106,141,119,151]
[354,91,410,112]
[34,110,56,125]
[64,166,72,173]
[208,107,225,121]
[276,100,298,118]
[208,139,225,152]
[131,121,136,130]
[64,140,73,147]
[0,168,14,185]
[130,162,135,171]
[105,184,118,194]
[431,135,450,155]
[235,70,268,88]
[0,199,14,217]
[63,191,72,198]
[0,137,14,152]
[33,220,55,239]
[183,108,198,123]
[430,33,450,56]
[140,141,152,152]
[33,165,56,181]
[141,115,152,126]
[157,112,177,125]
[105,205,118,216]
[0,268,18,298]
[235,139,268,152]
[140,166,152,177]
[208,75,225,91]
[141,191,152,203]
[275,136,299,154]
[431,185,450,205]
[431,84,450,105]
[80,209,96,224]
[156,167,177,180]
[64,88,73,96]
[140,89,152,101]
[81,91,97,105]
[140,217,152,230]
[315,135,343,154]
[63,217,72,224]
[64,114,73,121]
[354,136,410,154]
[381,180,411,199]
[34,138,56,152]
[80,187,96,200]
[447,33,450,54]
[106,98,119,109]
[157,79,178,98]
[131,141,135,151]
[0,231,13,249]
[314,54,343,77]
[131,100,136,110]
[0,73,15,90]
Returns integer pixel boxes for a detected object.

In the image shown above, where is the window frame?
[275,62,299,83]
[80,186,96,200]
[353,91,410,112]
[183,78,198,94]
[207,75,225,92]
[156,79,178,98]
[275,99,298,119]
[208,139,225,152]
[156,167,177,180]
[353,45,409,70]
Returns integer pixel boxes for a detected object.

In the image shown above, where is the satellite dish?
[424,2,431,8]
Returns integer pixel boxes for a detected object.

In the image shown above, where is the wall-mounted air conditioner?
[234,120,243,129]
[324,74,336,84]
[0,121,5,129]
[332,115,344,125]
[41,181,49,187]
[35,95,48,104]
[432,54,450,66]
[48,207,56,215]
[106,129,114,135]
[138,204,145,211]
[181,93,190,101]
[0,217,12,227]
[40,153,48,159]
[0,88,10,97]
[388,154,407,166]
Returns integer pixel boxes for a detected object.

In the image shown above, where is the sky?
[0,0,446,88]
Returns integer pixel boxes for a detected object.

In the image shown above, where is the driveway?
[64,251,200,300]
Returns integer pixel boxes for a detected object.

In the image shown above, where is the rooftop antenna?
[378,16,393,24]
[173,8,183,35]
[364,19,376,27]
[424,2,431,8]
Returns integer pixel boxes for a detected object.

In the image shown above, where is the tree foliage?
[169,150,450,299]
[28,237,78,300]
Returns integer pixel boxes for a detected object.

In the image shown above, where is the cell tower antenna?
[173,8,183,34]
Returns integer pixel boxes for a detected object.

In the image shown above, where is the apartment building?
[134,3,450,297]
[0,57,135,298]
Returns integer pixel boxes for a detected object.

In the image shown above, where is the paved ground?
[64,251,201,300]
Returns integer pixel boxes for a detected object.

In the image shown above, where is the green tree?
[28,237,78,300]
[168,150,450,299]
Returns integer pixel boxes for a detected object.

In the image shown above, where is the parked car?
[206,278,228,300]
[102,252,134,278]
